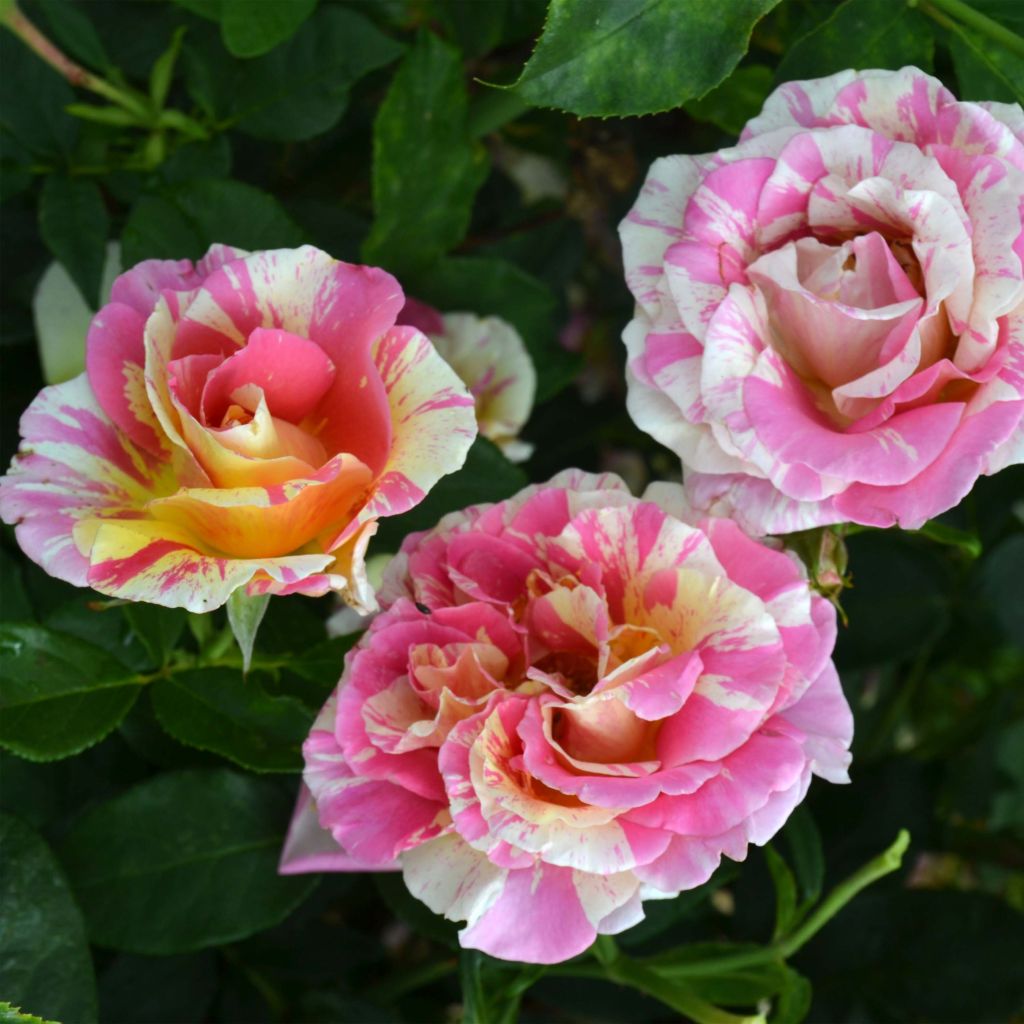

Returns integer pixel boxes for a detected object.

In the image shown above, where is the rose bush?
[0,245,477,612]
[622,66,1024,533]
[281,470,852,963]
[399,299,537,462]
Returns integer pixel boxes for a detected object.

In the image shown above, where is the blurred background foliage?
[0,0,1022,1022]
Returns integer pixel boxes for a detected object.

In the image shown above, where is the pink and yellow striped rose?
[622,67,1024,533]
[280,471,851,963]
[0,245,477,612]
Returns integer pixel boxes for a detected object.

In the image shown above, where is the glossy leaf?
[59,769,317,953]
[0,30,78,158]
[123,605,187,669]
[0,623,141,761]
[220,0,317,58]
[776,0,934,82]
[0,815,97,1024]
[948,21,1024,104]
[411,255,576,401]
[35,0,111,72]
[121,178,305,265]
[363,31,489,274]
[780,808,824,908]
[185,7,402,142]
[39,176,109,308]
[685,64,774,135]
[150,667,312,772]
[511,0,782,117]
[764,845,798,940]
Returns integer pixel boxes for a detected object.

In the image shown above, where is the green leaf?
[159,136,232,183]
[911,519,982,559]
[150,668,312,772]
[780,807,824,908]
[65,103,143,127]
[686,961,791,1010]
[510,0,781,118]
[221,0,317,58]
[122,178,305,265]
[59,769,317,953]
[685,64,773,136]
[764,845,798,941]
[973,534,1024,647]
[123,604,187,669]
[948,22,1024,105]
[0,30,77,158]
[770,967,812,1023]
[0,816,97,1024]
[0,623,141,761]
[43,600,151,672]
[375,436,527,551]
[157,108,210,140]
[776,0,934,82]
[39,175,109,308]
[186,7,401,141]
[149,26,187,109]
[410,255,576,402]
[288,634,359,688]
[363,31,489,275]
[35,0,110,72]
[226,590,270,673]
[172,0,222,21]
[0,1002,58,1024]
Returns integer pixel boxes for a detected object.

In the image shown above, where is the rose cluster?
[1,65,1020,967]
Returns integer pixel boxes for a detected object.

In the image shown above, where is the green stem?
[916,0,1024,56]
[2,2,151,117]
[652,831,911,981]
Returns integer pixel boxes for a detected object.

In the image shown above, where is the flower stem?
[774,829,909,959]
[2,1,151,117]
[915,0,1024,57]
[653,830,911,980]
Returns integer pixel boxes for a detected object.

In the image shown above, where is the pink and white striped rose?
[400,299,536,462]
[280,471,851,963]
[0,245,477,612]
[621,67,1024,533]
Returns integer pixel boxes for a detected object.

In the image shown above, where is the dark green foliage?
[0,816,98,1023]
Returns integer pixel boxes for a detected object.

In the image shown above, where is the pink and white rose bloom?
[622,67,1024,533]
[280,470,851,963]
[0,245,477,613]
[400,299,536,462]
